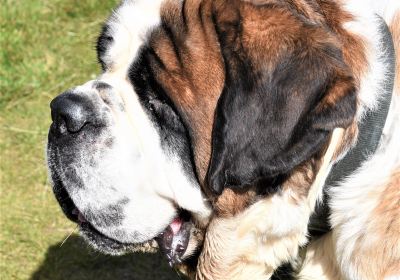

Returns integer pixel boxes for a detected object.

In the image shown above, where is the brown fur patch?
[312,0,368,79]
[150,0,225,184]
[282,158,321,203]
[214,188,257,218]
[151,0,363,194]
[149,0,362,205]
[148,2,371,277]
[208,0,358,212]
[193,0,368,278]
[314,0,367,160]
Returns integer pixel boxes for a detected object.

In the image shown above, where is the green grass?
[0,1,179,279]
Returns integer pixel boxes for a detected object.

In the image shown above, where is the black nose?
[50,91,94,134]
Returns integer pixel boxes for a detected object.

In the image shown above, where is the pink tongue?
[170,217,182,234]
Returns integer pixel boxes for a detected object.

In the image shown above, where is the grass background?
[1,1,180,279]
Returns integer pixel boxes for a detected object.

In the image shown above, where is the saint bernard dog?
[47,0,400,279]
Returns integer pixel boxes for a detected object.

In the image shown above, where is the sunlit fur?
[48,0,210,249]
[48,0,399,277]
[197,1,400,279]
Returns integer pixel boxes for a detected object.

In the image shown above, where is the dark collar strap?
[308,15,396,236]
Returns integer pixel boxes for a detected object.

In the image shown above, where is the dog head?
[47,0,356,265]
[47,0,213,260]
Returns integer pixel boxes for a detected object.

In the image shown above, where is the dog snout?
[50,91,93,133]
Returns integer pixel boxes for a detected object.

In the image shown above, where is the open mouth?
[70,204,193,266]
[51,172,193,261]
[155,210,192,266]
[71,203,193,265]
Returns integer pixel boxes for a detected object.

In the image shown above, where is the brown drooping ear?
[206,2,357,194]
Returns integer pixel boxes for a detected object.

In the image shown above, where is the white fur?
[369,0,400,23]
[66,78,209,243]
[50,0,210,244]
[385,276,400,280]
[342,0,389,119]
[325,2,400,279]
[329,94,400,279]
[101,0,163,75]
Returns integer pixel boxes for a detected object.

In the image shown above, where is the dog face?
[47,0,211,257]
[47,0,357,262]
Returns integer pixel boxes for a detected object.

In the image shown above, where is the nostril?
[50,91,93,134]
[55,116,68,134]
[59,112,88,133]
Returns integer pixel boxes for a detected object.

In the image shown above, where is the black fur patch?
[271,262,296,280]
[84,198,128,228]
[128,46,199,183]
[96,23,113,71]
[206,12,356,194]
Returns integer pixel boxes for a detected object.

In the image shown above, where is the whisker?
[59,225,79,247]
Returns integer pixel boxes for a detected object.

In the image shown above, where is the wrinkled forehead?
[96,0,163,77]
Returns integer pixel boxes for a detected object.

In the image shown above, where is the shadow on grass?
[31,235,181,280]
